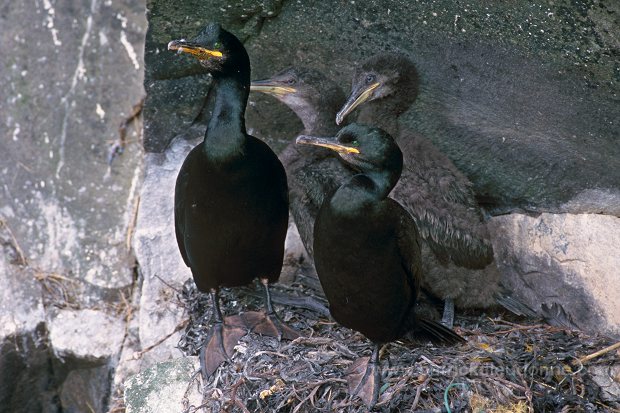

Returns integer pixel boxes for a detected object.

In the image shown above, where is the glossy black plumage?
[169,23,297,378]
[336,53,533,322]
[297,124,464,407]
[175,136,288,289]
[250,67,349,257]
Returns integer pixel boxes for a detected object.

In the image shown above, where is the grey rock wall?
[0,0,146,411]
[132,138,195,367]
[124,357,202,413]
[490,213,620,337]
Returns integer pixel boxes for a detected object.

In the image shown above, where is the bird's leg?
[199,289,246,379]
[346,343,381,409]
[242,278,300,341]
[441,297,455,328]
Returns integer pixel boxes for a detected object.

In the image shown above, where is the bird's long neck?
[356,100,402,137]
[288,96,344,161]
[204,73,250,161]
[367,169,399,199]
[297,104,336,135]
[298,96,343,136]
[331,169,398,214]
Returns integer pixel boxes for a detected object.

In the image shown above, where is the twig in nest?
[419,354,442,370]
[486,324,548,336]
[243,350,289,381]
[574,340,620,365]
[116,290,134,322]
[493,376,537,396]
[239,286,330,316]
[132,319,188,359]
[225,378,250,413]
[154,273,183,294]
[410,375,431,410]
[292,379,347,413]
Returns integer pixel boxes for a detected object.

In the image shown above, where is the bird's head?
[168,23,247,76]
[336,52,419,124]
[249,67,301,99]
[250,67,343,112]
[296,123,402,175]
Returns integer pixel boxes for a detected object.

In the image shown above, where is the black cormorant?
[168,23,298,378]
[250,67,350,258]
[336,52,532,326]
[297,124,465,408]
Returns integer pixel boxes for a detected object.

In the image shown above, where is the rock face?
[0,0,146,411]
[124,357,202,413]
[491,213,620,338]
[132,137,196,367]
[0,234,51,413]
[49,309,126,361]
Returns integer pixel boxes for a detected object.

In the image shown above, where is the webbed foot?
[345,344,381,409]
[199,317,246,379]
[242,310,300,341]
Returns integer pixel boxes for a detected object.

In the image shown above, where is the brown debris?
[177,275,620,412]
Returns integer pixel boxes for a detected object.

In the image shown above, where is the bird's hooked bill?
[296,135,360,154]
[336,82,380,125]
[167,40,223,59]
[250,79,296,95]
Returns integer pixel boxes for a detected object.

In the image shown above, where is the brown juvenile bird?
[250,67,350,258]
[297,123,465,408]
[169,23,298,378]
[337,52,533,326]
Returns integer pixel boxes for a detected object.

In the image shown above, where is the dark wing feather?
[174,145,201,267]
[391,200,422,297]
[388,199,422,338]
[391,200,465,345]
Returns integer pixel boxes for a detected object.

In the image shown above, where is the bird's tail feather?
[405,317,466,345]
[495,292,537,318]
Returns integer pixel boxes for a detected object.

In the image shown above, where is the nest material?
[177,273,620,413]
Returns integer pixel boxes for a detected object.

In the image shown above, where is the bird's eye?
[214,42,221,49]
[339,133,357,145]
[365,74,376,84]
[286,78,297,85]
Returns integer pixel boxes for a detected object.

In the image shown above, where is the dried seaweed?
[177,276,620,412]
